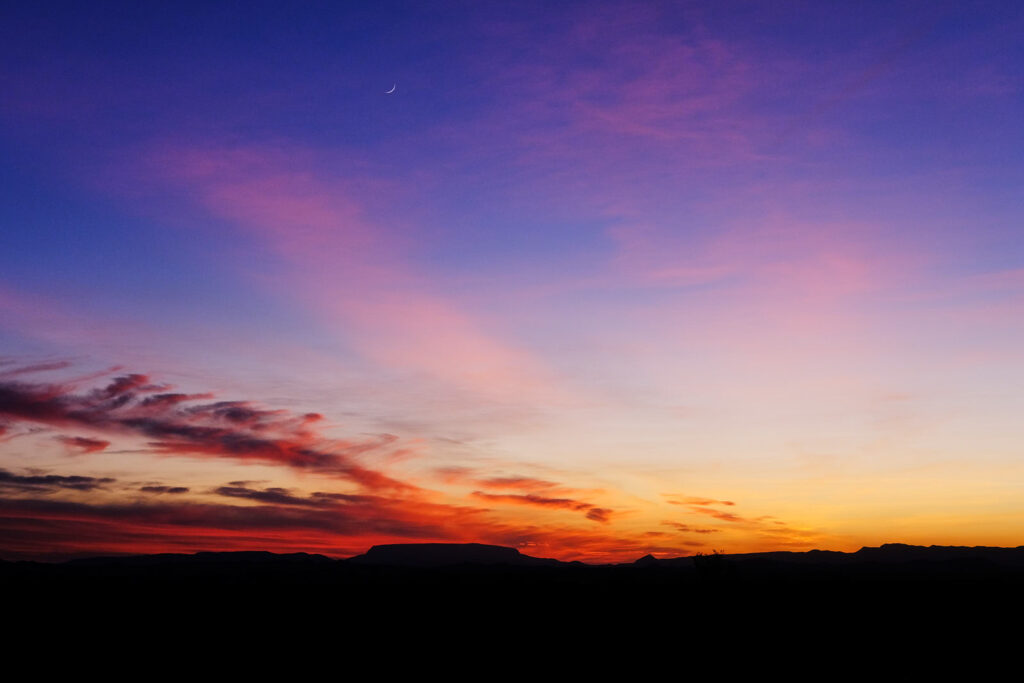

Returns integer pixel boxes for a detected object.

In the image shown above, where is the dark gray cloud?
[0,468,115,493]
[140,485,190,494]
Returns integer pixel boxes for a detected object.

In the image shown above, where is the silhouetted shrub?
[693,549,732,580]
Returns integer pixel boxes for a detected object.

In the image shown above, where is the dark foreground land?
[7,541,1024,605]
[6,542,1024,651]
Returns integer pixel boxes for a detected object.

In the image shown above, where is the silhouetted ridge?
[64,551,333,567]
[348,542,560,567]
[9,543,1024,579]
[851,543,1024,566]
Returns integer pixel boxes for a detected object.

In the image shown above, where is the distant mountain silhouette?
[8,542,1024,579]
[9,542,1024,637]
[64,550,333,567]
[348,542,561,567]
[633,553,659,567]
[854,542,1024,564]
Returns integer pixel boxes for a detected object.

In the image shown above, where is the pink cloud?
[0,371,413,491]
[593,214,940,365]
[0,285,155,354]
[54,435,111,454]
[143,144,566,403]
[487,7,769,161]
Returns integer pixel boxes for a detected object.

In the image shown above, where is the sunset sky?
[2,1,1023,562]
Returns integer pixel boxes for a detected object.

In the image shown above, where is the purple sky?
[1,1,1023,561]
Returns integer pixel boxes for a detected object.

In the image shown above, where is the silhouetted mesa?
[8,542,1024,585]
[11,541,1024,640]
[347,542,562,568]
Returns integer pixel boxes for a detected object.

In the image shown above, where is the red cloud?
[475,476,559,491]
[0,366,780,562]
[0,373,412,491]
[0,484,649,562]
[54,435,110,454]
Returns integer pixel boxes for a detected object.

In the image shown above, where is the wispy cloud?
[144,144,565,404]
[662,522,720,535]
[471,490,612,523]
[54,435,111,454]
[139,485,189,495]
[665,495,736,507]
[0,371,411,490]
[0,468,115,494]
[0,364,745,561]
[0,361,73,378]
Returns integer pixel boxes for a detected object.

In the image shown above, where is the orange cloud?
[662,522,720,534]
[471,491,612,523]
[1,364,809,563]
[665,495,736,507]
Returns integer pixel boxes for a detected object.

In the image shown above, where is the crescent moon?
[385,84,396,94]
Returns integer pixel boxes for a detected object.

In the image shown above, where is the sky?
[1,0,1023,562]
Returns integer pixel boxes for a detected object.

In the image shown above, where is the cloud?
[214,485,331,508]
[0,468,115,493]
[662,521,720,534]
[148,144,563,403]
[664,495,736,506]
[485,5,765,162]
[474,476,559,491]
[213,485,411,510]
[96,373,150,398]
[0,486,503,561]
[0,373,413,491]
[434,466,474,484]
[471,490,612,523]
[0,361,73,378]
[139,392,215,407]
[662,506,821,549]
[54,435,110,454]
[660,495,751,524]
[0,481,743,563]
[0,492,473,541]
[686,506,747,523]
[0,368,779,562]
[139,485,189,494]
[309,491,376,504]
[434,466,577,494]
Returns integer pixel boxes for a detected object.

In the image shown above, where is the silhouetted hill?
[9,542,1024,644]
[65,550,334,567]
[633,553,659,567]
[348,542,561,567]
[630,543,1024,580]
[10,542,1024,587]
[855,542,1024,564]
